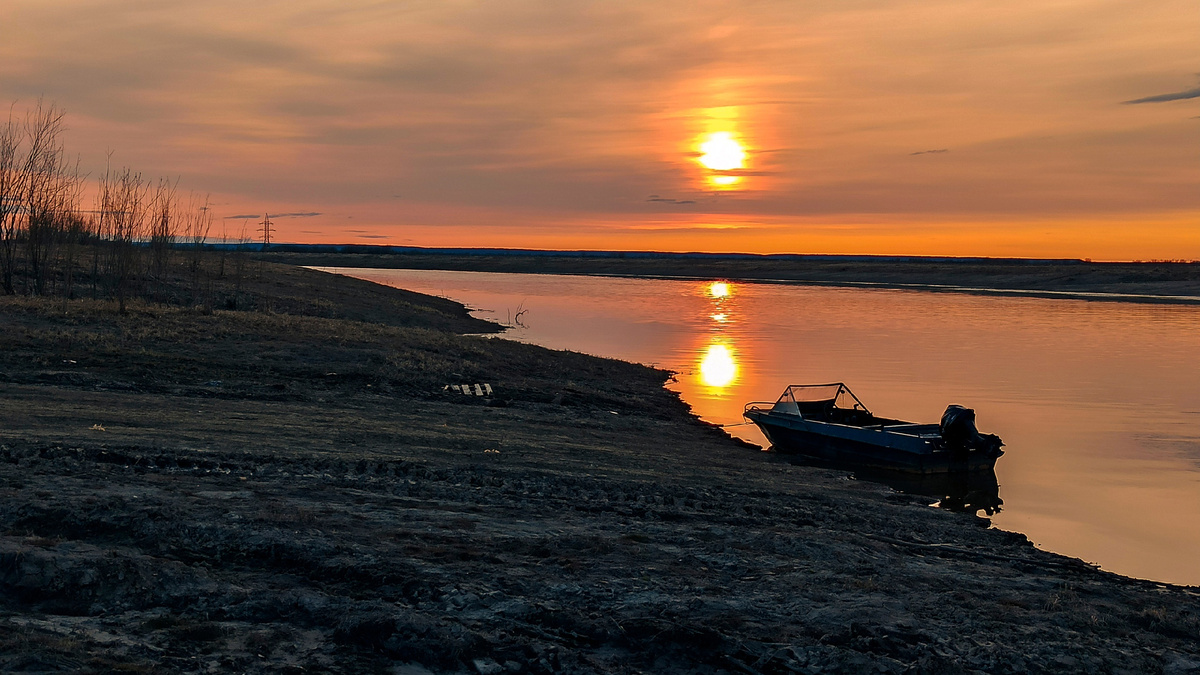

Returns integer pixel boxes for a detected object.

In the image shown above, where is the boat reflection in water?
[776,454,1003,516]
[862,465,1002,516]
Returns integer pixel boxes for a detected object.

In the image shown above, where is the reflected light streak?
[699,342,738,389]
[708,281,731,298]
[711,313,728,323]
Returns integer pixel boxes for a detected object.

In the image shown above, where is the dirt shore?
[258,251,1200,303]
[2,262,1198,674]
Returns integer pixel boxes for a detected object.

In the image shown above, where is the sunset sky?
[3,0,1198,259]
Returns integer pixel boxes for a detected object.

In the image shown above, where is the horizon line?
[181,241,1200,265]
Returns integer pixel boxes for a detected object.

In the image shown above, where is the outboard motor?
[940,405,1004,456]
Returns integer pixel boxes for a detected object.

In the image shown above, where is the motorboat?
[743,383,1003,474]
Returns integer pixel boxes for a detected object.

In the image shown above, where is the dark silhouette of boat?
[744,383,1003,474]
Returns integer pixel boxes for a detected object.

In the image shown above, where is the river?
[325,267,1200,587]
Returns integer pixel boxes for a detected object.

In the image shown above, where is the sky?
[2,0,1198,259]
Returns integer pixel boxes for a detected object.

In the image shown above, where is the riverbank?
[2,261,1198,674]
[257,250,1200,304]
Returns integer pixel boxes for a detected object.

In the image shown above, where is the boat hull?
[746,410,999,475]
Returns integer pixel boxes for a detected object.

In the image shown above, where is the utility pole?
[257,213,273,249]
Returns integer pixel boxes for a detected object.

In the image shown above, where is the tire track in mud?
[3,443,1197,674]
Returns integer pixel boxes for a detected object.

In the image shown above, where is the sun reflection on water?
[698,280,740,391]
[699,342,738,389]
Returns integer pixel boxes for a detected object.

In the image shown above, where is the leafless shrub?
[1,99,84,296]
[22,101,83,297]
[184,192,213,308]
[2,99,232,310]
[148,177,179,296]
[0,104,24,295]
[98,164,149,312]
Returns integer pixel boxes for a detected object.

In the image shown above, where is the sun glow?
[699,342,738,389]
[699,132,746,171]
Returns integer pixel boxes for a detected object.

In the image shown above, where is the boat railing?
[743,401,776,415]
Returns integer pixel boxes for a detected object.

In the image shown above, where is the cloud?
[8,0,1200,237]
[647,195,696,205]
[223,211,321,219]
[1122,85,1200,104]
[358,234,389,239]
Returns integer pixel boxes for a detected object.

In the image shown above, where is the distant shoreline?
[220,241,1095,265]
[258,247,1200,305]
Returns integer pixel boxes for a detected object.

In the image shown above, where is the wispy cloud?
[5,0,1199,254]
[647,195,695,205]
[223,211,321,219]
[1123,84,1200,104]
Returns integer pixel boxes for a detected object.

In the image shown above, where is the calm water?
[327,267,1200,586]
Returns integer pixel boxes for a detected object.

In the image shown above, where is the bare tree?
[58,209,88,301]
[232,219,250,309]
[1,99,72,295]
[22,101,83,296]
[0,104,24,295]
[90,156,114,300]
[217,220,228,279]
[99,166,148,312]
[0,101,217,307]
[186,193,212,271]
[148,177,179,298]
[180,191,213,306]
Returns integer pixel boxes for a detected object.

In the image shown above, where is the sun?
[698,132,746,171]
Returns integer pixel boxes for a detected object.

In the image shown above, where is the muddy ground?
[1,263,1199,674]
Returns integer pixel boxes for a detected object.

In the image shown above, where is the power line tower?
[257,213,273,249]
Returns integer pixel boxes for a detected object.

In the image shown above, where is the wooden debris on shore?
[445,383,493,396]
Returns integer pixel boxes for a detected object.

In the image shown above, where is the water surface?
[328,267,1200,586]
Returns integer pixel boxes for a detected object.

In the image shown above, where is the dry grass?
[0,277,680,416]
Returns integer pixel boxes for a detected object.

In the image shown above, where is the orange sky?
[3,0,1198,259]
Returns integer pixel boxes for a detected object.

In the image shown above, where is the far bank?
[252,247,1200,304]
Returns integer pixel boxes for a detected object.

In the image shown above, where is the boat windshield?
[775,383,870,415]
